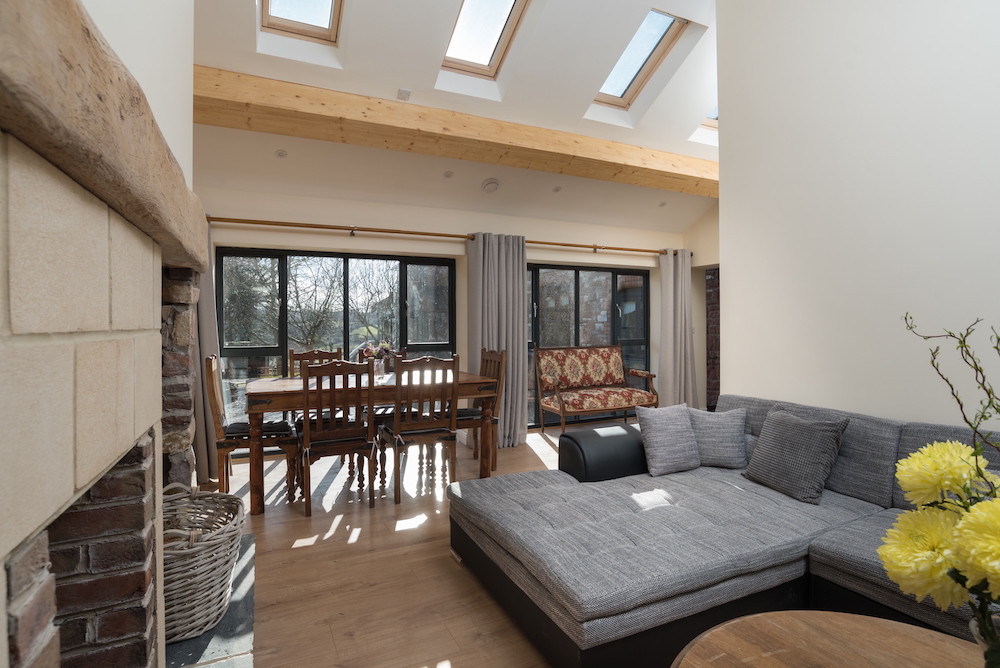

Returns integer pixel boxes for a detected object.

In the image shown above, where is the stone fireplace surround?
[0,1,208,666]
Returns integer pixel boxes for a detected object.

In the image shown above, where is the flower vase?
[970,615,1000,656]
[374,358,385,379]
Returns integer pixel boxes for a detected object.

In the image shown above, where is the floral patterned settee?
[534,345,657,433]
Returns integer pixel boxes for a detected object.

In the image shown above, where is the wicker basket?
[162,483,247,643]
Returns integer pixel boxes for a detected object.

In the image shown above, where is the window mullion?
[574,270,580,347]
[279,255,289,374]
[343,257,351,359]
[399,261,408,354]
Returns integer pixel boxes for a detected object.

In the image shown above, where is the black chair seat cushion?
[455,407,498,425]
[225,420,293,438]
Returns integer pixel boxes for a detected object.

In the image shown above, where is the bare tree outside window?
[348,259,399,358]
[222,256,280,347]
[287,255,344,351]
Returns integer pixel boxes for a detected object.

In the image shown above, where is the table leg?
[249,413,265,515]
[479,400,493,479]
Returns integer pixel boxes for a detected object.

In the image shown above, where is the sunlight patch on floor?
[395,513,428,531]
[323,514,343,540]
[292,535,319,548]
[525,431,560,469]
[400,444,453,502]
[347,526,362,544]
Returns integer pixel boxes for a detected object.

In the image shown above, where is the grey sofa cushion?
[744,410,848,504]
[772,402,903,508]
[688,407,747,468]
[636,404,700,475]
[716,395,774,436]
[810,509,975,640]
[452,510,808,650]
[893,421,992,509]
[448,467,881,625]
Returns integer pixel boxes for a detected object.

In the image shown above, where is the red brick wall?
[706,268,720,411]
[37,431,156,668]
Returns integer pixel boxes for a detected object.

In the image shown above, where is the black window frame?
[216,247,457,374]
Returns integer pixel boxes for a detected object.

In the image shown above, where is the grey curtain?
[658,250,700,408]
[194,230,221,483]
[468,233,528,448]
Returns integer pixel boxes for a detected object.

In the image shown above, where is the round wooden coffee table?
[670,610,982,668]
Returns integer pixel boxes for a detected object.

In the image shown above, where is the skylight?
[595,10,689,110]
[443,0,530,79]
[262,0,342,45]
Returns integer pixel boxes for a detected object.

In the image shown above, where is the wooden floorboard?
[216,430,568,668]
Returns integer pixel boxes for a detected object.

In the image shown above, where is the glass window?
[443,0,530,79]
[348,258,399,357]
[268,0,334,27]
[406,264,451,346]
[221,255,280,348]
[217,249,454,419]
[595,10,688,110]
[537,269,575,347]
[218,355,285,425]
[261,0,342,45]
[579,271,612,346]
[617,273,647,342]
[528,264,649,427]
[287,255,344,351]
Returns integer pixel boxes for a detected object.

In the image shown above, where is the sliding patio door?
[527,264,650,428]
[216,248,455,423]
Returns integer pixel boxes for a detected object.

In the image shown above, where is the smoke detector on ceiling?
[481,178,500,193]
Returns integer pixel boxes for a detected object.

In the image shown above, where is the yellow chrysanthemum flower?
[878,507,968,611]
[955,499,1000,594]
[896,441,985,506]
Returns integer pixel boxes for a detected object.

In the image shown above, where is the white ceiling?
[193,0,719,232]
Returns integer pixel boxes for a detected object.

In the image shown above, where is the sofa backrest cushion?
[771,403,903,508]
[716,395,774,437]
[715,395,903,508]
[535,346,625,390]
[893,421,998,509]
[743,410,849,504]
[689,407,748,468]
[636,404,700,475]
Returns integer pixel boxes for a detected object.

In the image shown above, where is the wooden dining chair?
[205,355,300,500]
[457,348,506,471]
[288,348,355,470]
[300,358,378,516]
[289,348,343,376]
[376,355,460,504]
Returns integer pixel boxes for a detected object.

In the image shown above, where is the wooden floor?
[217,431,566,668]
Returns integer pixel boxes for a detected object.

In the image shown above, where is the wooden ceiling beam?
[193,66,719,198]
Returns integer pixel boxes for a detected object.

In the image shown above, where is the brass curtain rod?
[206,216,691,256]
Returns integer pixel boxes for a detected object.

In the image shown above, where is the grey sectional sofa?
[446,394,994,668]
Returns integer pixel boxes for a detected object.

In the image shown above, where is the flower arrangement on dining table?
[361,340,396,377]
[361,340,396,360]
[878,316,1000,667]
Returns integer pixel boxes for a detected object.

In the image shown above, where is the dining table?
[243,370,499,515]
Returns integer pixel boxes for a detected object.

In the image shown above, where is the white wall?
[684,202,719,268]
[198,186,685,388]
[717,1,1000,426]
[684,203,718,410]
[80,0,195,186]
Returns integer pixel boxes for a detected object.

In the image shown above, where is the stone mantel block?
[0,0,208,272]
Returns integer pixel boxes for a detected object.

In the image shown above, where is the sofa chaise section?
[448,394,982,667]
